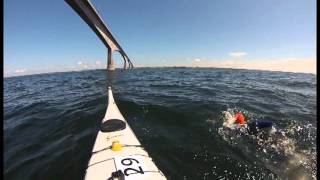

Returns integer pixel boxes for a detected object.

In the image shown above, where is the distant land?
[4,65,316,78]
[4,57,316,77]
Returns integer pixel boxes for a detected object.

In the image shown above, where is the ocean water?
[4,68,317,180]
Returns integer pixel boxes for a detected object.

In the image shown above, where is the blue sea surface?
[3,68,317,179]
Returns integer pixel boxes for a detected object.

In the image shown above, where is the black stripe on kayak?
[87,158,114,168]
[92,145,143,154]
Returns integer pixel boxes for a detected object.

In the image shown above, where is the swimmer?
[234,112,273,134]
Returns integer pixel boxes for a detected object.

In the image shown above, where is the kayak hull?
[85,87,166,180]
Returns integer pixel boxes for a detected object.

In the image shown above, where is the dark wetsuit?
[247,120,273,134]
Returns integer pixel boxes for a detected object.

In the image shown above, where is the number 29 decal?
[117,157,145,176]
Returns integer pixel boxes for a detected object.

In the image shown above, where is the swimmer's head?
[235,112,246,124]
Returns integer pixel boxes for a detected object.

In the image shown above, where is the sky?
[4,0,317,77]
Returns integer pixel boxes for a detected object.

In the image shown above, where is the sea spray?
[218,108,316,179]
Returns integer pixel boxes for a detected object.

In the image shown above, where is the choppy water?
[4,68,317,180]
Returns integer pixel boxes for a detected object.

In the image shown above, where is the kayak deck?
[85,87,166,180]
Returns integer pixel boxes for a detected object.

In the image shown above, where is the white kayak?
[85,87,166,180]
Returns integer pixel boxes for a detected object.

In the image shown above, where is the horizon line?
[3,66,316,78]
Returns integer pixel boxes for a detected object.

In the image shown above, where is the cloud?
[95,60,107,69]
[194,58,201,62]
[229,52,247,58]
[14,69,27,73]
[74,60,108,71]
[220,60,234,66]
[4,59,107,77]
[172,58,316,74]
[240,59,316,74]
[77,61,89,69]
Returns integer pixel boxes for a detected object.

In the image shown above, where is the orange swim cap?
[235,112,246,124]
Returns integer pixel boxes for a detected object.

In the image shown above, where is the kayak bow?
[85,87,166,180]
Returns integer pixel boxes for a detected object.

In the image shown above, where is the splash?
[217,108,317,179]
[222,111,236,128]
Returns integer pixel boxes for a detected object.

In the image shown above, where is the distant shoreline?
[4,66,316,79]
